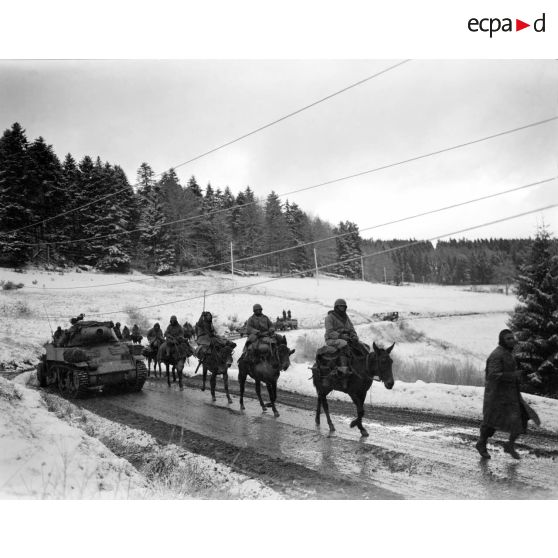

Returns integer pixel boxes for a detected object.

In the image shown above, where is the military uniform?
[147,325,164,347]
[165,322,185,340]
[243,304,280,360]
[131,324,142,343]
[476,331,541,460]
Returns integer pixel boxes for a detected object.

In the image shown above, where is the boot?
[503,440,520,460]
[475,440,491,459]
[475,426,492,459]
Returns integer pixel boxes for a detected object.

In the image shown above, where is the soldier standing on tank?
[114,322,123,340]
[287,310,292,320]
[53,326,64,346]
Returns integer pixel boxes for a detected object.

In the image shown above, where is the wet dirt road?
[77,378,558,499]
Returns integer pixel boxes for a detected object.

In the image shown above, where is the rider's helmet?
[253,303,263,312]
[334,298,347,309]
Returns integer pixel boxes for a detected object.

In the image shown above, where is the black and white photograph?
[1,17,558,555]
[1,57,556,503]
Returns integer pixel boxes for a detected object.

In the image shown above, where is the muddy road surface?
[76,377,558,499]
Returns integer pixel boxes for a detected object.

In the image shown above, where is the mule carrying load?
[36,318,147,398]
[312,298,396,436]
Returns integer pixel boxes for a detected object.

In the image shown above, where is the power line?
[26,176,556,290]
[45,201,558,319]
[13,115,558,248]
[1,60,410,237]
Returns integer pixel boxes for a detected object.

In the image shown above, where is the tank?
[36,320,147,398]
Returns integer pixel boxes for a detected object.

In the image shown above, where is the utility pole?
[361,255,365,282]
[314,248,319,286]
[384,266,387,284]
[230,241,234,279]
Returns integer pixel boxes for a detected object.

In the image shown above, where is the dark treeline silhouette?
[362,238,540,289]
[0,123,546,283]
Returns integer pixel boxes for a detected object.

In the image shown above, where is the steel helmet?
[170,315,177,321]
[334,299,347,308]
[253,303,263,312]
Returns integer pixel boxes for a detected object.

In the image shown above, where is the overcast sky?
[0,59,556,240]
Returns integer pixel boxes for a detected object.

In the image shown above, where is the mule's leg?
[177,362,184,391]
[254,380,267,412]
[201,365,207,392]
[315,393,322,425]
[223,371,233,404]
[172,365,177,383]
[321,394,335,432]
[266,382,279,418]
[166,364,171,387]
[239,367,247,411]
[210,372,217,402]
[349,394,368,437]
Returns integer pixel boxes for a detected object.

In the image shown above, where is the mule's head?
[277,343,295,371]
[371,342,395,389]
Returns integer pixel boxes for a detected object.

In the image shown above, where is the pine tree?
[264,191,288,274]
[0,123,32,265]
[334,221,362,278]
[60,153,82,263]
[284,200,311,273]
[508,226,558,396]
[27,137,64,264]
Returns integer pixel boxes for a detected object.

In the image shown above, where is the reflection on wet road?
[86,380,558,499]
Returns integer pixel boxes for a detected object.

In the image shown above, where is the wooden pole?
[230,241,234,279]
[314,248,319,286]
[361,255,365,281]
[384,266,387,284]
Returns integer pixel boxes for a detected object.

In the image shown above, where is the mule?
[238,336,295,417]
[312,341,395,437]
[143,338,163,377]
[198,339,237,403]
[157,338,193,390]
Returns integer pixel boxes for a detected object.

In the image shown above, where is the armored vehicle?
[36,320,147,398]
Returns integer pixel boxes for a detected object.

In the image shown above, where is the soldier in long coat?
[164,315,185,357]
[476,329,541,459]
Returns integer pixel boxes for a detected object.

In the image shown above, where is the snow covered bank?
[1,375,280,499]
[0,376,148,499]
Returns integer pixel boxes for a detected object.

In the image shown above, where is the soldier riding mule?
[312,341,395,437]
[157,336,193,390]
[238,333,295,417]
[143,337,163,377]
[197,338,237,403]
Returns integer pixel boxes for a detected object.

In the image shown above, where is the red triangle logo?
[516,19,530,31]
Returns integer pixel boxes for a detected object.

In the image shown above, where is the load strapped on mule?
[314,298,370,388]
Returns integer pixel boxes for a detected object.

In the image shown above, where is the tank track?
[130,360,147,392]
[54,364,90,399]
[36,358,48,388]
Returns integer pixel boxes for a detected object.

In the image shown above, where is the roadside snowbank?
[0,376,149,499]
[1,375,281,499]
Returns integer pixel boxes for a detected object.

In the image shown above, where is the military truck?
[36,320,147,398]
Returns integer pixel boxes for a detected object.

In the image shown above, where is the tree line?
[0,122,548,285]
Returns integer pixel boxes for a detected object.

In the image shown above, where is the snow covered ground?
[0,373,280,499]
[1,267,557,499]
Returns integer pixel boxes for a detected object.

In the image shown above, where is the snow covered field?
[2,267,557,499]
